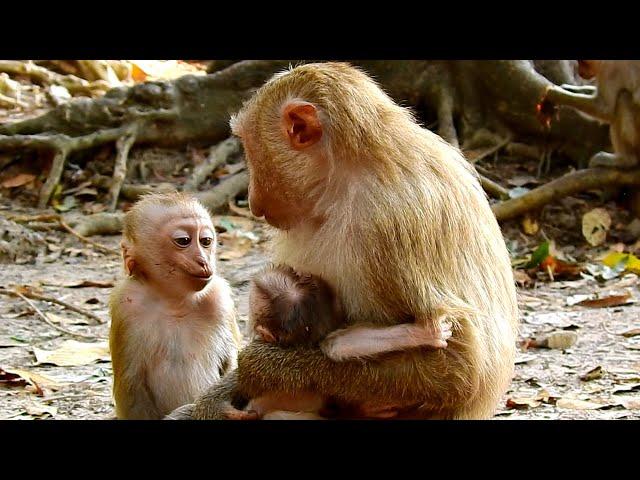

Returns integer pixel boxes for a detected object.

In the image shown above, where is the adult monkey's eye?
[174,236,191,247]
[200,237,213,248]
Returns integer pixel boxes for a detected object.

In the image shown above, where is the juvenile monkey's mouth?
[189,272,213,280]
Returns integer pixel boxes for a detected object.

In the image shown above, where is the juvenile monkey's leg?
[320,320,452,362]
[590,90,640,169]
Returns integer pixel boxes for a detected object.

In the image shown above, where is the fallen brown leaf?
[577,292,633,308]
[506,397,541,409]
[1,173,36,188]
[621,328,640,338]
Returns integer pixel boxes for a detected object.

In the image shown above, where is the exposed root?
[480,175,510,200]
[58,219,120,255]
[0,60,110,96]
[71,213,124,237]
[196,171,249,214]
[108,126,138,211]
[436,93,458,148]
[39,148,69,208]
[0,92,28,109]
[184,137,241,191]
[64,172,251,237]
[492,168,640,221]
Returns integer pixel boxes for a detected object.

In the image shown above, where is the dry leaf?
[556,398,604,410]
[613,383,640,395]
[618,398,640,410]
[582,208,612,246]
[621,328,640,338]
[46,312,89,326]
[213,215,255,233]
[577,292,633,308]
[521,215,539,235]
[1,173,36,188]
[0,367,29,388]
[33,340,110,367]
[25,403,57,418]
[526,331,578,350]
[513,269,534,288]
[506,397,541,409]
[602,251,640,275]
[218,232,253,260]
[580,366,604,382]
[0,367,60,395]
[45,280,114,289]
[515,354,537,364]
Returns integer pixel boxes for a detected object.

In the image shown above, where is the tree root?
[196,171,249,213]
[184,137,241,191]
[58,219,120,255]
[480,175,510,200]
[70,213,124,237]
[0,60,110,96]
[492,168,640,221]
[108,126,138,210]
[69,171,250,236]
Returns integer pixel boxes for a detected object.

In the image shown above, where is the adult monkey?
[168,62,519,420]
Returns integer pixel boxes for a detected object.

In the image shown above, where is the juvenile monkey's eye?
[174,236,191,247]
[200,237,213,248]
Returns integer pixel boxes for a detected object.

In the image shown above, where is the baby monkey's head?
[249,265,343,347]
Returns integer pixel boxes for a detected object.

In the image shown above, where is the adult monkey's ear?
[282,101,323,150]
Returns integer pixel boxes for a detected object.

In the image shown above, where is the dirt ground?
[1,200,639,420]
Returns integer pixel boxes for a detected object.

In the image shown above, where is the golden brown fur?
[172,62,519,420]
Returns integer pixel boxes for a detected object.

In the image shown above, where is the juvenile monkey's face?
[153,213,217,292]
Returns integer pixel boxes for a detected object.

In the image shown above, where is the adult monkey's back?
[174,62,519,420]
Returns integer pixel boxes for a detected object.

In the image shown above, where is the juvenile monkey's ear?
[282,101,323,150]
[121,240,136,276]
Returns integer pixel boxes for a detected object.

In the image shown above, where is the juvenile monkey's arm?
[544,85,612,122]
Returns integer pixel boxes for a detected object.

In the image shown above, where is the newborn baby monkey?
[250,265,452,357]
[249,265,343,347]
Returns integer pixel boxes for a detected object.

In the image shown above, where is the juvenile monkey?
[544,60,640,169]
[109,192,243,420]
[168,62,519,421]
